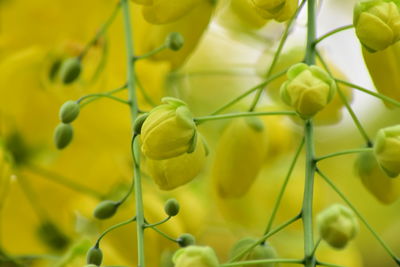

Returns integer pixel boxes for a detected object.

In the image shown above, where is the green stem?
[96,217,136,246]
[26,164,104,199]
[210,70,287,115]
[79,94,129,106]
[194,111,296,124]
[317,169,400,265]
[316,261,346,267]
[336,79,400,109]
[144,216,171,228]
[313,25,353,46]
[302,120,316,267]
[249,0,306,111]
[316,147,373,162]
[315,51,372,146]
[149,225,179,243]
[228,214,302,263]
[78,84,127,107]
[220,258,303,267]
[264,137,305,235]
[134,71,157,107]
[133,44,168,61]
[79,1,121,59]
[305,0,317,65]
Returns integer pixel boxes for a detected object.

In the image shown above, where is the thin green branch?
[264,137,305,235]
[316,147,373,162]
[317,169,400,265]
[194,111,296,124]
[227,214,302,263]
[316,51,372,145]
[132,44,168,61]
[249,0,306,111]
[313,25,354,46]
[148,224,179,244]
[134,71,157,107]
[77,84,128,107]
[220,258,303,266]
[316,261,346,267]
[96,217,136,246]
[144,216,171,228]
[336,79,400,109]
[79,93,129,106]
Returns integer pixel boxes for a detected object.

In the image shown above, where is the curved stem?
[96,217,136,246]
[79,94,129,106]
[264,137,305,235]
[316,261,346,267]
[315,51,372,146]
[316,147,373,162]
[194,111,296,124]
[144,216,171,228]
[148,225,179,244]
[317,169,400,265]
[133,44,168,61]
[220,258,303,267]
[336,79,400,109]
[313,25,353,46]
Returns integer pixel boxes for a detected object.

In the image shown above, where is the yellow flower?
[355,151,400,204]
[374,125,400,177]
[141,97,197,160]
[354,0,400,52]
[280,63,336,119]
[229,238,277,267]
[317,204,359,249]
[212,117,268,198]
[173,246,219,267]
[250,0,298,22]
[143,134,207,190]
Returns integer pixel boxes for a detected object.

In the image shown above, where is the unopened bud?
[87,246,103,266]
[177,233,196,247]
[374,125,400,177]
[166,32,185,51]
[173,246,219,267]
[59,100,80,123]
[54,123,73,149]
[59,57,82,84]
[93,200,120,220]
[37,221,69,251]
[164,198,180,216]
[229,238,277,267]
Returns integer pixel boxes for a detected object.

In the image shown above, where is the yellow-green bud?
[173,246,219,267]
[354,0,400,52]
[374,125,400,177]
[280,63,336,119]
[177,233,196,247]
[141,97,197,160]
[87,246,103,266]
[317,204,359,249]
[164,198,180,216]
[93,200,120,220]
[355,151,400,204]
[133,113,149,135]
[229,238,277,267]
[59,100,80,123]
[250,0,298,22]
[59,57,82,84]
[54,123,73,149]
[37,221,70,251]
[166,32,185,51]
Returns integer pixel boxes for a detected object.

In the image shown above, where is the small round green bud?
[173,246,219,267]
[133,113,149,135]
[166,32,184,51]
[54,123,73,149]
[374,125,400,177]
[37,221,70,251]
[93,200,120,220]
[59,57,82,84]
[48,59,62,81]
[164,198,180,217]
[177,233,196,247]
[87,246,103,266]
[317,204,359,249]
[59,100,80,123]
[229,238,277,267]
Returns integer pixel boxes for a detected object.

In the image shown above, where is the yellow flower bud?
[362,42,400,107]
[374,125,400,177]
[141,97,197,160]
[354,0,400,52]
[229,238,278,267]
[212,117,268,198]
[250,0,298,22]
[173,246,219,267]
[280,63,336,119]
[355,151,400,204]
[317,204,359,249]
[143,134,207,190]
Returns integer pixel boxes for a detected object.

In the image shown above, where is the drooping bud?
[54,123,73,149]
[250,0,298,22]
[37,221,70,251]
[177,233,196,247]
[354,0,400,52]
[173,246,219,267]
[317,204,359,249]
[212,117,268,198]
[141,97,197,160]
[355,151,400,204]
[280,63,336,119]
[59,57,82,84]
[166,32,185,51]
[87,246,103,266]
[164,198,180,216]
[229,238,278,267]
[374,125,400,177]
[93,200,120,220]
[59,100,80,123]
